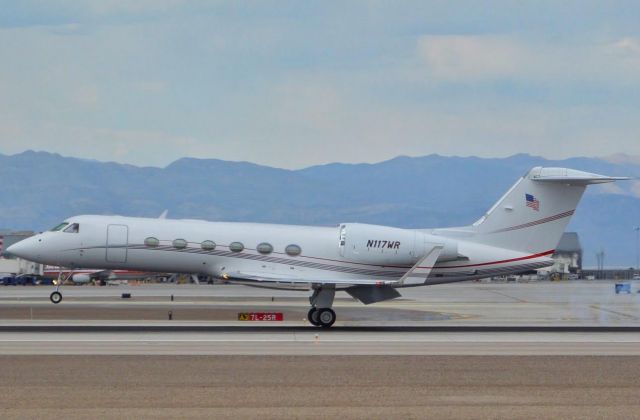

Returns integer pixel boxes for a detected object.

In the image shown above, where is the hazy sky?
[1,1,640,168]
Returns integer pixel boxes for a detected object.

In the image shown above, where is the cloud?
[631,181,640,198]
[1,3,640,169]
[416,34,640,85]
[417,35,526,81]
[610,37,640,56]
[71,84,100,107]
[132,81,168,93]
[598,182,631,196]
[82,0,189,16]
[2,0,193,25]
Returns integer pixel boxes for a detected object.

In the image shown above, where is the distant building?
[0,258,43,277]
[548,232,583,275]
[0,229,42,276]
[0,229,36,258]
[581,267,637,281]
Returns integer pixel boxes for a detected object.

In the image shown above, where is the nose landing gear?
[49,268,73,304]
[50,291,62,304]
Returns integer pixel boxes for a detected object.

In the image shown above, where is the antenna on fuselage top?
[159,210,169,219]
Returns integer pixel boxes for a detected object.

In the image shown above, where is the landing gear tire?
[318,308,336,328]
[50,291,62,304]
[308,307,320,326]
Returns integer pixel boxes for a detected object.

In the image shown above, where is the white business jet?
[7,167,628,327]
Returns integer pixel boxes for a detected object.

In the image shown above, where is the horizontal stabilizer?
[530,167,629,185]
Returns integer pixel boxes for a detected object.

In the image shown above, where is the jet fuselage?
[10,215,553,289]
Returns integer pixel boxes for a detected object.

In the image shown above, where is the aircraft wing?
[223,271,399,286]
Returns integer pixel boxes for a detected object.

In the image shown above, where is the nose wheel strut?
[50,267,73,304]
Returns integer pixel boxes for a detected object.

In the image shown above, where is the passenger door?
[106,224,128,263]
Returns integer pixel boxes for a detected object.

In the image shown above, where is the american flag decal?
[525,193,540,211]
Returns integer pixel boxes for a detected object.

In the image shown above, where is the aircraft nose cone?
[6,237,38,260]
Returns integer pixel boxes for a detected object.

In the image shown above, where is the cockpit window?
[63,223,80,233]
[51,222,69,232]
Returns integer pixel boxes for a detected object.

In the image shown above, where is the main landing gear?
[307,307,336,328]
[307,286,336,328]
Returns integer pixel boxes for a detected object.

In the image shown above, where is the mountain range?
[1,150,638,266]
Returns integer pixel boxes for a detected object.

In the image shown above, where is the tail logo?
[525,193,540,211]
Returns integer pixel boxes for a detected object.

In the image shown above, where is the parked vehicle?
[1,276,16,285]
[1,275,41,286]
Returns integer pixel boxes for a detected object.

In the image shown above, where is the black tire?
[318,308,336,328]
[308,307,320,326]
[50,291,62,304]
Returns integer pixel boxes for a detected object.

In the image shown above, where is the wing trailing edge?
[223,271,399,286]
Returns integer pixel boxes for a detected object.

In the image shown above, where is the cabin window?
[144,237,160,247]
[51,222,69,232]
[257,242,273,254]
[63,223,80,233]
[285,244,302,256]
[201,240,216,251]
[229,242,244,252]
[173,239,188,249]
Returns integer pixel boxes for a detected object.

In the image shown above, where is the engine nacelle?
[420,233,459,262]
[338,223,459,266]
[71,273,92,284]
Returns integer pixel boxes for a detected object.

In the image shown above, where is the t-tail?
[468,167,628,254]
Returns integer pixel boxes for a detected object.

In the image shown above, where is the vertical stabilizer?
[470,167,627,253]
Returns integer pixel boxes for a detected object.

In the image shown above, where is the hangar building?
[552,232,583,274]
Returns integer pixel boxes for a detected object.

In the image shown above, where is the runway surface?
[0,324,639,355]
[2,281,640,326]
[1,281,639,355]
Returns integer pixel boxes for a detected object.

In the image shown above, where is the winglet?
[159,210,169,219]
